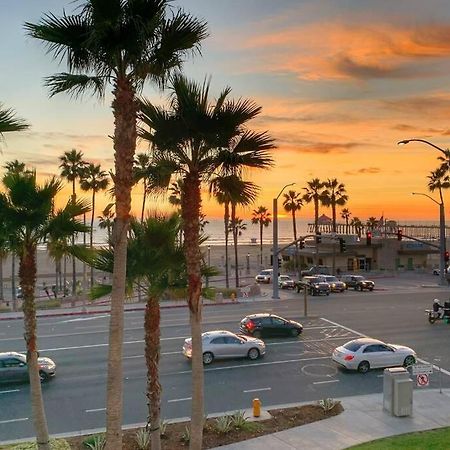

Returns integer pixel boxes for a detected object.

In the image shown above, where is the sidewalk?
[213,389,450,450]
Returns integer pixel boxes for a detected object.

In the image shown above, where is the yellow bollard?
[252,398,261,418]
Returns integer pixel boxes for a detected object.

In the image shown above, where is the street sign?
[412,364,433,375]
[416,373,430,387]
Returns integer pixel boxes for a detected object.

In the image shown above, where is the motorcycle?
[425,308,450,324]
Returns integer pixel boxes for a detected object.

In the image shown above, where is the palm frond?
[0,105,29,134]
[45,73,106,99]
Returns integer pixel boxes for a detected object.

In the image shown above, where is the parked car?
[317,275,346,293]
[331,338,416,373]
[433,267,449,276]
[278,275,295,289]
[240,313,303,338]
[340,274,375,291]
[255,269,273,284]
[300,265,331,277]
[0,352,56,383]
[296,276,331,296]
[182,330,265,365]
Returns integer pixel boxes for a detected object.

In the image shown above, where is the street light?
[398,138,447,286]
[273,182,295,299]
[412,192,446,286]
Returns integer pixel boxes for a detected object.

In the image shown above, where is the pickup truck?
[300,266,331,277]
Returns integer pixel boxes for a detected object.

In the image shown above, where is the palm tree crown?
[251,206,271,265]
[0,104,29,136]
[303,178,326,233]
[322,178,348,232]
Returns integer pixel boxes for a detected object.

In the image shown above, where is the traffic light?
[397,229,403,241]
[445,251,449,263]
[299,240,305,249]
[316,232,322,244]
[339,238,346,253]
[278,258,282,268]
[366,231,372,246]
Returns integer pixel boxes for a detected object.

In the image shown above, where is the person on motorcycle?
[433,298,444,318]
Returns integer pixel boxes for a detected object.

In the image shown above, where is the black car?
[296,276,331,296]
[240,313,303,338]
[340,274,375,291]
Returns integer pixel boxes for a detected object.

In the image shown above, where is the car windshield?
[343,341,364,352]
[322,276,337,282]
[353,276,365,281]
[279,276,290,280]
[260,270,271,275]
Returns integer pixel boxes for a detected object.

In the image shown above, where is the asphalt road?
[1,273,450,442]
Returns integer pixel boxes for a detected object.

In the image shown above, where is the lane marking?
[124,351,181,359]
[243,387,271,393]
[85,408,106,413]
[168,397,191,403]
[313,380,339,385]
[0,417,28,424]
[266,336,358,347]
[58,315,110,323]
[0,389,20,394]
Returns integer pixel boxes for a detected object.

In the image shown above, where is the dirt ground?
[65,402,344,449]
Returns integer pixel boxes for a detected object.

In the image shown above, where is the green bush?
[210,288,237,299]
[82,433,105,449]
[9,439,71,450]
[35,299,62,310]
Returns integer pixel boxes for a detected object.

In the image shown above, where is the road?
[1,273,450,442]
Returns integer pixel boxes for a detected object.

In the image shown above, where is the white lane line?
[123,350,181,359]
[58,315,110,323]
[85,408,106,413]
[0,389,20,394]
[266,336,357,347]
[321,317,450,378]
[0,417,28,424]
[313,380,339,385]
[168,397,191,403]
[243,387,271,393]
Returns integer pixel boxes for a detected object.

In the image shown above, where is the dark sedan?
[240,313,303,338]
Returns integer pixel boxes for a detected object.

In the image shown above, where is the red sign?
[416,373,429,387]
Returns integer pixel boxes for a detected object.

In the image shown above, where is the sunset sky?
[2,0,450,222]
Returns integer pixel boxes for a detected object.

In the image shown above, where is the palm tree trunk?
[181,171,204,450]
[105,77,137,449]
[332,202,337,233]
[12,253,17,312]
[224,202,230,288]
[259,222,263,265]
[72,181,77,296]
[90,191,95,288]
[0,255,4,304]
[20,243,50,450]
[63,256,67,296]
[314,198,319,234]
[231,204,239,288]
[141,180,147,223]
[292,211,298,269]
[145,294,161,450]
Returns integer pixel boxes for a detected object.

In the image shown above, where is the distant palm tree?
[252,206,272,265]
[428,166,449,205]
[0,104,29,137]
[322,179,348,232]
[0,170,87,450]
[229,216,247,286]
[351,217,363,237]
[282,190,303,265]
[303,178,326,234]
[80,163,110,286]
[366,217,378,230]
[98,204,115,248]
[341,208,352,234]
[59,149,86,295]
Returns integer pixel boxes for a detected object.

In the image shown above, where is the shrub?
[83,433,105,450]
[160,419,169,437]
[180,425,190,443]
[230,410,248,429]
[35,299,61,310]
[11,439,71,450]
[317,398,341,411]
[135,428,150,450]
[214,415,233,434]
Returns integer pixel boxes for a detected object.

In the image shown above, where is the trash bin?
[383,367,412,416]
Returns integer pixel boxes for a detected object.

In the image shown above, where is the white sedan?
[332,338,416,373]
[278,275,295,289]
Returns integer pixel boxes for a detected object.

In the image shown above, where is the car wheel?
[369,287,374,291]
[202,352,214,365]
[248,348,260,360]
[403,355,416,367]
[357,361,370,373]
[39,371,49,383]
[253,330,262,339]
[290,328,300,337]
[326,292,330,296]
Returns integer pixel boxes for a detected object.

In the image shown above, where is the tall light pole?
[273,182,295,299]
[412,192,446,286]
[398,138,448,286]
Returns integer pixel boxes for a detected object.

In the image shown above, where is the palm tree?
[428,166,449,203]
[322,179,348,232]
[282,190,302,269]
[80,163,110,286]
[351,217,363,237]
[303,178,326,234]
[133,153,152,222]
[366,216,378,230]
[0,170,87,450]
[251,206,272,265]
[27,3,207,446]
[0,104,29,137]
[59,149,86,295]
[341,208,352,234]
[98,203,115,248]
[229,215,248,287]
[139,74,274,449]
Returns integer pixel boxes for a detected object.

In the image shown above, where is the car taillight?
[246,320,255,330]
[344,355,354,361]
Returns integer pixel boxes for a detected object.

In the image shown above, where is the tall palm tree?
[139,74,274,449]
[322,179,348,232]
[229,215,248,287]
[0,171,87,450]
[59,149,86,295]
[98,203,115,248]
[133,153,152,222]
[428,166,449,204]
[251,206,272,265]
[80,163,109,286]
[0,104,29,137]
[366,216,378,230]
[282,190,302,268]
[303,178,327,234]
[26,4,207,445]
[341,208,352,234]
[351,216,363,237]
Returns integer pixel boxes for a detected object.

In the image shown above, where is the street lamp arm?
[398,139,446,155]
[276,182,296,200]
[412,192,441,206]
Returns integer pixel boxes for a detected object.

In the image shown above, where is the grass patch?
[348,427,450,449]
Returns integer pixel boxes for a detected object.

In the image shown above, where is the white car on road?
[255,269,273,283]
[278,275,295,289]
[332,338,416,373]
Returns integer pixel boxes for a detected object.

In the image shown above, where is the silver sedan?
[332,338,416,373]
[183,330,266,365]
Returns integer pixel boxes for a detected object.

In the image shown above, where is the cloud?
[278,138,360,154]
[344,167,381,175]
